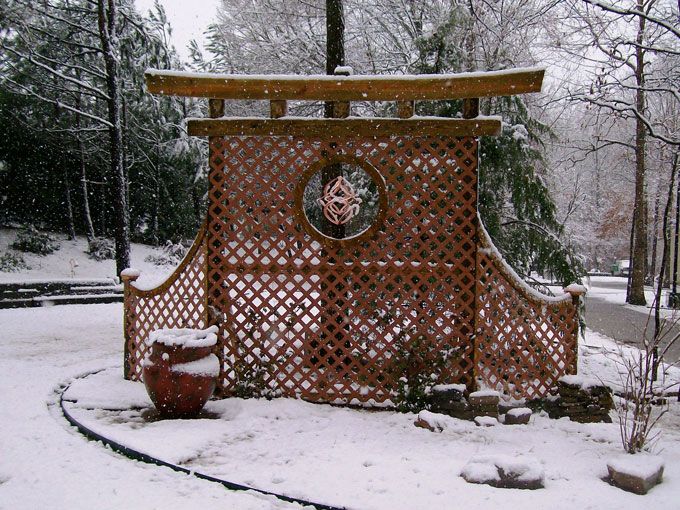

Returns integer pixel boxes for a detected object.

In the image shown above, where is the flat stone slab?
[461,455,544,490]
[469,390,500,407]
[607,455,664,495]
[504,407,532,425]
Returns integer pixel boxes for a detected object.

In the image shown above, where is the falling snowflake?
[316,176,362,225]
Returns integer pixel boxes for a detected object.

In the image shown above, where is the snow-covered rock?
[504,407,532,425]
[474,415,499,427]
[461,455,544,489]
[607,455,664,495]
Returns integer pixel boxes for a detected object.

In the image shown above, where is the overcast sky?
[135,0,220,61]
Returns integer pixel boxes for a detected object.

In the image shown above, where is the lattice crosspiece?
[123,135,580,403]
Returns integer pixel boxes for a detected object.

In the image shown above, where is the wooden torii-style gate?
[122,67,584,404]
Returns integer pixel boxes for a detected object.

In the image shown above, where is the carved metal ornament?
[316,175,362,225]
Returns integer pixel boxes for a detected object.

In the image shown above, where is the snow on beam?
[145,68,544,102]
[186,116,502,138]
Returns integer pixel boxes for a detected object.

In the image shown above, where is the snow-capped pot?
[142,326,220,419]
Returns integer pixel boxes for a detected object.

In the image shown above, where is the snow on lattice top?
[477,217,572,305]
[170,354,220,377]
[147,325,218,348]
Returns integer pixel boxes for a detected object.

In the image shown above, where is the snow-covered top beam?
[144,67,544,102]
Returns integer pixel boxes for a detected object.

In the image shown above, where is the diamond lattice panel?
[208,136,479,404]
[124,227,208,380]
[474,239,578,400]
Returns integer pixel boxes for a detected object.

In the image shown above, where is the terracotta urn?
[142,326,220,418]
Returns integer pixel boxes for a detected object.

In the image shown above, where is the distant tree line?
[0,0,206,274]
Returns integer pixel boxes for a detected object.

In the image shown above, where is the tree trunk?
[78,135,96,241]
[314,0,348,368]
[322,0,346,240]
[74,85,96,241]
[97,0,130,275]
[649,189,660,283]
[63,165,76,240]
[627,1,647,306]
[652,152,679,381]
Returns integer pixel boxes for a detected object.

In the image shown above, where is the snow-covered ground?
[1,301,679,509]
[2,231,680,509]
[0,229,174,288]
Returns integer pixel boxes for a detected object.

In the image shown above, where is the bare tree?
[561,0,679,304]
[1,0,131,273]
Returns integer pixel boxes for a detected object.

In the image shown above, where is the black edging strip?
[57,371,346,510]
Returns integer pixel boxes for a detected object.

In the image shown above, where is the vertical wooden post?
[121,270,140,380]
[270,100,288,119]
[207,98,225,393]
[397,100,415,119]
[462,98,479,119]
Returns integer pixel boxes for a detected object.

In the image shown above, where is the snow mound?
[559,374,603,390]
[147,325,218,348]
[507,407,532,418]
[461,454,544,489]
[170,354,220,377]
[474,416,499,427]
[607,455,665,480]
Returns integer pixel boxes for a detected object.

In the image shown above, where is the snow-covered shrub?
[386,330,459,412]
[144,240,188,266]
[0,251,30,272]
[614,310,679,453]
[11,226,59,255]
[87,237,115,261]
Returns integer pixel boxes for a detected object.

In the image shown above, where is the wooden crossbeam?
[186,117,501,137]
[146,68,544,102]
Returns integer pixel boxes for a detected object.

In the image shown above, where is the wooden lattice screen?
[123,136,579,402]
[123,67,582,403]
[474,227,578,399]
[123,228,207,380]
[205,135,478,403]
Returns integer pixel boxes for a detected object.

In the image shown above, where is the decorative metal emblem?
[316,176,362,225]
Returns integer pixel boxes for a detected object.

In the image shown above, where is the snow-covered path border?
[56,370,341,510]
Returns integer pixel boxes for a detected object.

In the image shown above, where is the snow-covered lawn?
[0,229,172,287]
[1,301,679,509]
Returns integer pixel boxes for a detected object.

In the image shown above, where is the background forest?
[0,0,678,300]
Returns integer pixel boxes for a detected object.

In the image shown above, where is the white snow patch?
[474,416,499,427]
[607,455,665,480]
[507,407,532,418]
[559,374,604,390]
[469,389,500,398]
[431,383,467,393]
[147,325,218,348]
[170,354,220,377]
